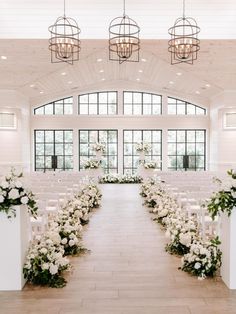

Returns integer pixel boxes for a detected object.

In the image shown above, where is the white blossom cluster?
[100,174,142,184]
[84,159,101,169]
[93,142,106,153]
[0,168,37,218]
[143,161,157,169]
[135,141,151,153]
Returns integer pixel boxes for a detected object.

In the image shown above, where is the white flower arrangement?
[0,168,37,219]
[84,159,101,169]
[135,141,151,153]
[93,142,106,153]
[181,237,222,279]
[23,231,70,288]
[143,161,157,169]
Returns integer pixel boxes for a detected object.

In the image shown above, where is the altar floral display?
[23,181,102,288]
[99,174,143,184]
[207,169,236,219]
[140,179,222,279]
[0,168,38,219]
[93,142,106,153]
[135,141,151,153]
[84,159,101,169]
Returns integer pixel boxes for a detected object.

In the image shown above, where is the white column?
[0,206,30,290]
[221,209,236,289]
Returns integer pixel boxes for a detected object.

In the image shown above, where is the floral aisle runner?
[23,183,102,288]
[140,178,222,280]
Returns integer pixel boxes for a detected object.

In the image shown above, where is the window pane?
[187,104,196,115]
[55,144,64,155]
[55,104,63,115]
[99,104,107,115]
[45,131,54,142]
[55,131,63,143]
[177,131,185,142]
[36,144,44,155]
[35,107,44,115]
[187,131,196,142]
[80,104,88,114]
[45,144,54,155]
[124,105,132,115]
[124,92,132,103]
[168,105,176,114]
[64,105,73,114]
[36,131,44,142]
[89,104,97,114]
[44,104,53,114]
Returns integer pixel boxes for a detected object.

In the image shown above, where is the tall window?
[34,97,73,115]
[35,130,73,171]
[79,130,118,173]
[168,129,206,171]
[168,97,206,115]
[124,92,162,115]
[78,92,117,115]
[123,130,162,174]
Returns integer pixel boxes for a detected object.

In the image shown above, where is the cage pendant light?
[48,0,81,64]
[168,0,200,65]
[109,0,140,64]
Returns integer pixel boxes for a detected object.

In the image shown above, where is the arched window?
[78,92,117,115]
[124,91,162,115]
[34,97,73,115]
[168,97,206,115]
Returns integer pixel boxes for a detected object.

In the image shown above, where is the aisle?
[0,184,234,314]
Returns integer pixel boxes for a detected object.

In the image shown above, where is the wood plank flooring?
[0,184,236,314]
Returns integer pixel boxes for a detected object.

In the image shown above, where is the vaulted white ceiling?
[0,1,236,105]
[0,0,236,39]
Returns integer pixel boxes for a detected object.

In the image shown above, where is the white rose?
[42,263,49,270]
[194,262,201,270]
[0,195,4,203]
[15,181,23,188]
[61,238,67,245]
[1,181,9,189]
[214,198,220,205]
[49,264,58,275]
[40,248,48,254]
[69,240,75,247]
[21,196,29,205]
[8,188,20,200]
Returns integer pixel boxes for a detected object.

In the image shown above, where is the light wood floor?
[1,184,236,314]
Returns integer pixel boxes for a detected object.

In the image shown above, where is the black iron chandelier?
[109,0,140,64]
[48,0,81,64]
[168,0,200,65]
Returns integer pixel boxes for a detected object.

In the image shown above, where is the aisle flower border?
[23,182,102,288]
[140,178,222,280]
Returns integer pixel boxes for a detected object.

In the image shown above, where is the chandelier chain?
[123,0,126,16]
[64,0,66,17]
[183,0,185,19]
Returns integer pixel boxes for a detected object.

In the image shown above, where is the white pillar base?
[221,208,236,289]
[0,205,30,291]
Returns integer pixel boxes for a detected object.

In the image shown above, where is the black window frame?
[167,129,206,171]
[78,91,118,115]
[123,129,162,174]
[78,129,118,174]
[34,97,73,115]
[167,97,206,115]
[34,129,73,171]
[123,91,162,115]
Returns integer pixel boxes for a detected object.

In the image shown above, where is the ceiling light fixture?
[48,0,81,64]
[195,90,200,94]
[61,72,66,75]
[176,72,182,76]
[138,69,143,73]
[109,0,140,64]
[40,91,44,94]
[169,81,174,84]
[141,58,147,62]
[168,0,200,65]
[1,56,7,60]
[205,83,210,88]
[99,69,104,73]
[30,84,35,88]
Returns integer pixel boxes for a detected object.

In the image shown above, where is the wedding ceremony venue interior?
[0,0,236,313]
